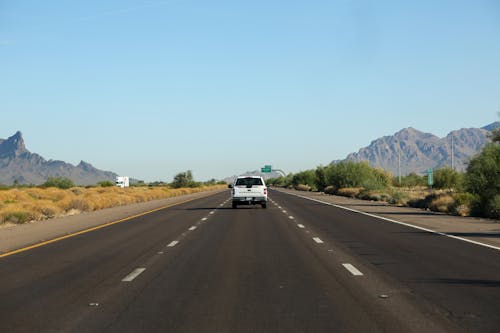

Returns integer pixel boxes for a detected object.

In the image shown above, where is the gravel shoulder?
[0,188,227,254]
[274,188,500,249]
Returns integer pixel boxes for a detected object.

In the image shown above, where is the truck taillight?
[264,188,267,195]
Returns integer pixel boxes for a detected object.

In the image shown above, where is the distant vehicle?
[115,176,130,188]
[229,176,267,209]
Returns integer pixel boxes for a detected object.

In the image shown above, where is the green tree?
[325,161,390,190]
[42,177,75,189]
[171,170,199,188]
[433,167,463,189]
[465,143,500,218]
[97,180,114,187]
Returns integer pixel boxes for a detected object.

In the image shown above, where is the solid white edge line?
[168,241,179,247]
[122,268,146,282]
[342,263,364,276]
[280,191,500,252]
[313,237,324,244]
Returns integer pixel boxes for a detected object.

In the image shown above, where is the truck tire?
[261,203,267,209]
[232,202,237,209]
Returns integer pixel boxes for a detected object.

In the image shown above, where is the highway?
[0,189,499,332]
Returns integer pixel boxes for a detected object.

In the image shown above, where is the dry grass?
[337,187,364,198]
[0,185,226,224]
[295,184,312,191]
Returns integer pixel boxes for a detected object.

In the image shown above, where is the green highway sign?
[427,168,434,186]
[261,165,272,173]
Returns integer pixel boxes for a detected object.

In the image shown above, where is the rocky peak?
[77,160,96,171]
[0,131,27,158]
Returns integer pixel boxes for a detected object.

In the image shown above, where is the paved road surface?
[0,189,499,332]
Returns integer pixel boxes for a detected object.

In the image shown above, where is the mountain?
[334,122,499,175]
[0,131,118,185]
[223,170,284,184]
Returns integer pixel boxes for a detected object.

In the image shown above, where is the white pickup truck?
[228,176,268,209]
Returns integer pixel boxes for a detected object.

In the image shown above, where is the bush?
[325,162,391,191]
[465,143,500,219]
[324,186,336,195]
[394,172,426,187]
[429,194,455,213]
[170,170,199,188]
[433,167,463,190]
[97,181,115,187]
[3,211,32,224]
[42,177,75,189]
[337,187,363,198]
[295,184,311,191]
[452,192,477,216]
[389,191,409,205]
[291,170,317,191]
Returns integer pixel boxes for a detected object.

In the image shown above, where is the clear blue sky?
[1,0,499,181]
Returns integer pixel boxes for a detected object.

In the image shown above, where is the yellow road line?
[0,196,203,259]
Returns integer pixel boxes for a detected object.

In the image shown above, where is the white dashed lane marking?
[313,237,324,244]
[297,224,305,229]
[202,217,208,221]
[167,241,179,247]
[122,268,146,282]
[188,226,197,231]
[342,263,364,276]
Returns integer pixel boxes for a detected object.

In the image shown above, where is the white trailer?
[115,176,130,188]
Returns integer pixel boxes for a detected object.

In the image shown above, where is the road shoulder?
[273,188,500,249]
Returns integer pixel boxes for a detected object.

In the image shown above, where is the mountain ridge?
[0,131,118,185]
[333,122,499,175]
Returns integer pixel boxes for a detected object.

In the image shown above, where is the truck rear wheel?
[232,202,237,209]
[261,203,267,209]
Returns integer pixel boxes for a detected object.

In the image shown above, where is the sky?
[1,0,499,182]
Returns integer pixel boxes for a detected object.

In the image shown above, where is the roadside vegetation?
[0,171,226,225]
[268,130,500,219]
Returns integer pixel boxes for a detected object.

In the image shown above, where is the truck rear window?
[235,178,263,186]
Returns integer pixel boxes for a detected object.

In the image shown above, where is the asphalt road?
[0,189,499,332]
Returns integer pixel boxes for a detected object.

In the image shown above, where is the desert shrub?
[337,187,363,198]
[429,194,455,213]
[324,186,336,195]
[395,172,427,187]
[97,181,115,187]
[171,170,200,188]
[465,143,500,218]
[42,177,75,189]
[295,184,311,191]
[485,194,500,219]
[325,162,390,191]
[389,191,409,205]
[67,198,92,212]
[433,167,464,190]
[3,211,32,224]
[451,192,477,216]
[314,166,328,192]
[291,170,317,191]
